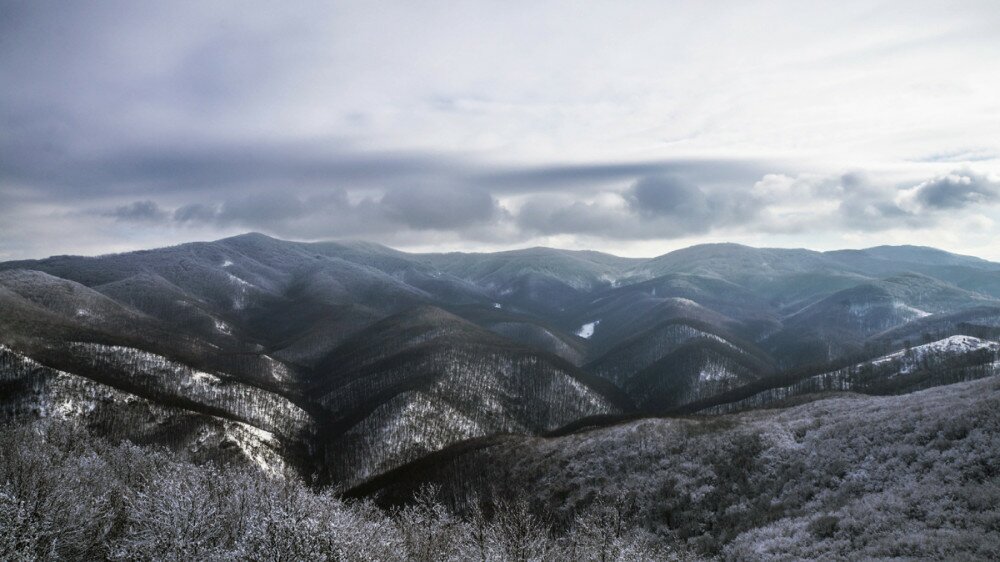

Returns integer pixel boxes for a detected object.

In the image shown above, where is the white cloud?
[1,1,1000,259]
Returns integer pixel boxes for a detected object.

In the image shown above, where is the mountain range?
[2,233,999,487]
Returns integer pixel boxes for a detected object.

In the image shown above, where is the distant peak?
[400,304,467,324]
[860,245,994,265]
[218,232,279,243]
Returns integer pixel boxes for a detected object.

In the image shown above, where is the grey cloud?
[832,170,1000,232]
[173,203,219,223]
[380,186,502,230]
[103,200,169,223]
[169,29,284,112]
[1,129,775,201]
[174,191,355,235]
[913,148,999,163]
[516,169,1000,241]
[166,185,503,239]
[61,166,1000,252]
[518,197,633,237]
[626,175,763,232]
[0,141,463,199]
[838,199,914,230]
[835,173,906,229]
[516,175,766,240]
[217,193,317,225]
[910,172,998,209]
[1,112,777,241]
[479,159,776,193]
[839,171,867,191]
[627,176,710,220]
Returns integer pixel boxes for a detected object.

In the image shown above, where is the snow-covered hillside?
[702,335,1000,414]
[871,334,998,373]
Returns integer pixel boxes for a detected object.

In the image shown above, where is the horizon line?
[2,231,995,265]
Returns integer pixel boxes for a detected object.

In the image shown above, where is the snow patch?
[873,335,999,372]
[893,301,931,318]
[225,272,252,309]
[493,302,502,309]
[214,319,232,335]
[225,271,252,287]
[847,299,930,320]
[576,320,600,339]
[240,423,276,444]
[698,361,736,383]
[54,397,97,417]
[225,422,286,476]
[847,301,878,317]
[191,371,222,384]
[628,268,655,282]
[222,259,234,267]
[261,355,293,383]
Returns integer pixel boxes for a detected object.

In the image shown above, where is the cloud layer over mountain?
[2,1,999,259]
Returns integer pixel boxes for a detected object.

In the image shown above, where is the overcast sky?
[2,0,1000,260]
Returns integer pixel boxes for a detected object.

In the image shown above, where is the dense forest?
[0,420,686,561]
[352,375,1000,560]
[5,374,1000,560]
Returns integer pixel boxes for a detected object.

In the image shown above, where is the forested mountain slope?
[353,374,1000,560]
[2,233,999,488]
[307,306,627,485]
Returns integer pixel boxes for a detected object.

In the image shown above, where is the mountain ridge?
[2,232,999,488]
[7,232,998,272]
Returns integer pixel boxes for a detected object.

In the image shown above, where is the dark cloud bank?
[4,97,995,246]
[87,148,999,244]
